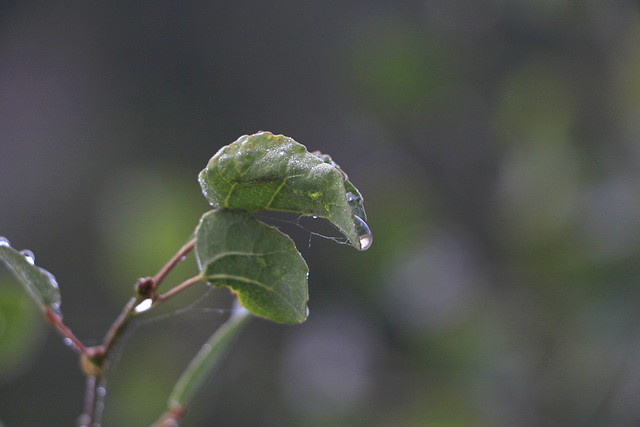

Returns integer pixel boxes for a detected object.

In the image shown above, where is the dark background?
[3,1,640,426]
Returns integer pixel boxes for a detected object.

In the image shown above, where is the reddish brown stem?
[154,275,203,305]
[44,307,88,355]
[153,238,196,289]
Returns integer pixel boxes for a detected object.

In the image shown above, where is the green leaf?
[0,238,61,315]
[194,209,309,324]
[198,131,372,250]
[167,304,251,410]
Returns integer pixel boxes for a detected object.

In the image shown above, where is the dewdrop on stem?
[134,298,153,313]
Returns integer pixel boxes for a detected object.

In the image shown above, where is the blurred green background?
[2,1,640,426]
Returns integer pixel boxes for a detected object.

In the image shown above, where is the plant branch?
[153,238,196,289]
[154,275,204,305]
[44,306,89,355]
[99,239,197,355]
[100,296,138,353]
[78,239,197,426]
[77,376,97,427]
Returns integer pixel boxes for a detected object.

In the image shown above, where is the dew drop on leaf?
[0,236,10,247]
[354,216,373,251]
[20,249,35,265]
[44,270,59,289]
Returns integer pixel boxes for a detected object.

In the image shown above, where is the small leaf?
[195,209,308,324]
[198,131,372,250]
[0,238,61,315]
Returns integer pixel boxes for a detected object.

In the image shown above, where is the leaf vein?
[206,274,302,316]
[266,177,288,209]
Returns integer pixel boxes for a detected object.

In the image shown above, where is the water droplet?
[353,216,373,251]
[21,249,35,265]
[312,216,318,219]
[44,270,59,288]
[346,192,359,202]
[63,337,74,347]
[134,298,153,313]
[0,236,10,247]
[96,386,107,397]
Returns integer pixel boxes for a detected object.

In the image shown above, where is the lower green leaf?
[194,209,309,324]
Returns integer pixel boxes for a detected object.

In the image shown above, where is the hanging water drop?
[353,216,373,251]
[21,249,35,265]
[96,386,107,397]
[0,236,10,247]
[63,337,74,347]
[134,298,153,313]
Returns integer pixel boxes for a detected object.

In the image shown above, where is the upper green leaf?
[0,238,62,315]
[194,209,309,324]
[198,131,372,250]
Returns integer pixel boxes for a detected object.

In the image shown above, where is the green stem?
[99,297,138,357]
[156,303,252,425]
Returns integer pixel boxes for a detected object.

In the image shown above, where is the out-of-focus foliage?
[2,1,640,426]
[0,285,45,383]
